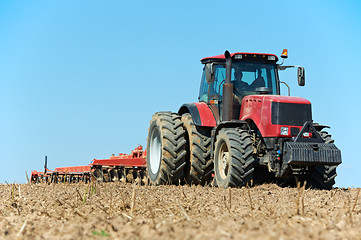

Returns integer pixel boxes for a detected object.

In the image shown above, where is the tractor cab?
[199,53,280,120]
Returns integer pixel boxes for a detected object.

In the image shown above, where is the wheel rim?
[218,141,229,180]
[149,127,162,175]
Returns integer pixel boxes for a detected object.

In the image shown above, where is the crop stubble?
[0,183,360,240]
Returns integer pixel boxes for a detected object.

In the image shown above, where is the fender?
[178,102,217,127]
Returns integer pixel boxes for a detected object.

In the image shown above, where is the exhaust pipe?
[222,50,233,122]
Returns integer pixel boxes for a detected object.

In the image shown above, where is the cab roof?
[201,52,279,64]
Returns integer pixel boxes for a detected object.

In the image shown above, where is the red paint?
[55,165,91,173]
[91,156,146,168]
[194,102,217,127]
[201,52,279,62]
[240,95,311,137]
[91,146,146,167]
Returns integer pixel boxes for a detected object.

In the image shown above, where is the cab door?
[198,63,227,123]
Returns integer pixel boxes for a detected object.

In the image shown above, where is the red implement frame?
[91,145,146,167]
[30,145,147,183]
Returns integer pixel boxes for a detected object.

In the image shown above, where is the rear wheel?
[307,131,338,190]
[146,112,187,185]
[181,113,212,185]
[214,128,254,188]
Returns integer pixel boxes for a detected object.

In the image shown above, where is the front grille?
[291,127,300,136]
[271,102,312,126]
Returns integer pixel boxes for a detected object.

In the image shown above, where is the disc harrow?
[30,146,148,185]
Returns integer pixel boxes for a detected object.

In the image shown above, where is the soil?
[0,183,360,240]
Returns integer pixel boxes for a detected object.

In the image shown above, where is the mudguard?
[178,102,217,127]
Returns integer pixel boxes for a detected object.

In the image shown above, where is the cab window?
[198,68,209,102]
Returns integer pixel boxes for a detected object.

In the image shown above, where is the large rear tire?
[214,128,254,188]
[146,112,187,185]
[181,113,212,185]
[308,131,338,190]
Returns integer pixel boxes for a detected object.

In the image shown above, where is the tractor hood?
[240,95,312,137]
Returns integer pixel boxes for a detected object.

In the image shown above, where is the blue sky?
[1,0,360,187]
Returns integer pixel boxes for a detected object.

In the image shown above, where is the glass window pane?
[198,68,209,102]
[232,62,277,96]
[209,64,226,101]
[199,62,277,104]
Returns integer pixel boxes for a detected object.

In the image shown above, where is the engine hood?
[240,95,312,137]
[243,95,311,105]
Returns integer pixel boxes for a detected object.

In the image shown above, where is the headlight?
[268,55,276,61]
[280,127,289,136]
[234,54,242,59]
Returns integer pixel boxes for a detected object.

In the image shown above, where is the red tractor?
[146,50,342,189]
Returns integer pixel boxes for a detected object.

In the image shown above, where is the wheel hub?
[149,128,161,175]
[218,142,229,180]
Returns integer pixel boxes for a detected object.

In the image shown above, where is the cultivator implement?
[30,146,148,184]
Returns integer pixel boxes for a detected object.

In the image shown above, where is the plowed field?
[1,183,360,240]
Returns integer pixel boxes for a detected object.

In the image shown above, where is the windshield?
[233,61,277,90]
[198,62,278,103]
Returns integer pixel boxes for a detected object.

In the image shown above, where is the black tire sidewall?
[305,131,336,190]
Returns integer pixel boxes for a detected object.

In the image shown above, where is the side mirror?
[205,63,214,83]
[297,67,305,86]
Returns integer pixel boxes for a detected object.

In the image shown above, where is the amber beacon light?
[281,49,288,58]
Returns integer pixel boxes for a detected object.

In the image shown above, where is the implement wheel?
[214,128,254,188]
[93,168,104,182]
[119,167,126,183]
[146,112,187,185]
[181,113,212,185]
[109,169,119,182]
[307,131,338,190]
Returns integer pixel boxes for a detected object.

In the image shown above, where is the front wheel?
[146,112,187,185]
[307,131,338,190]
[214,128,254,188]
